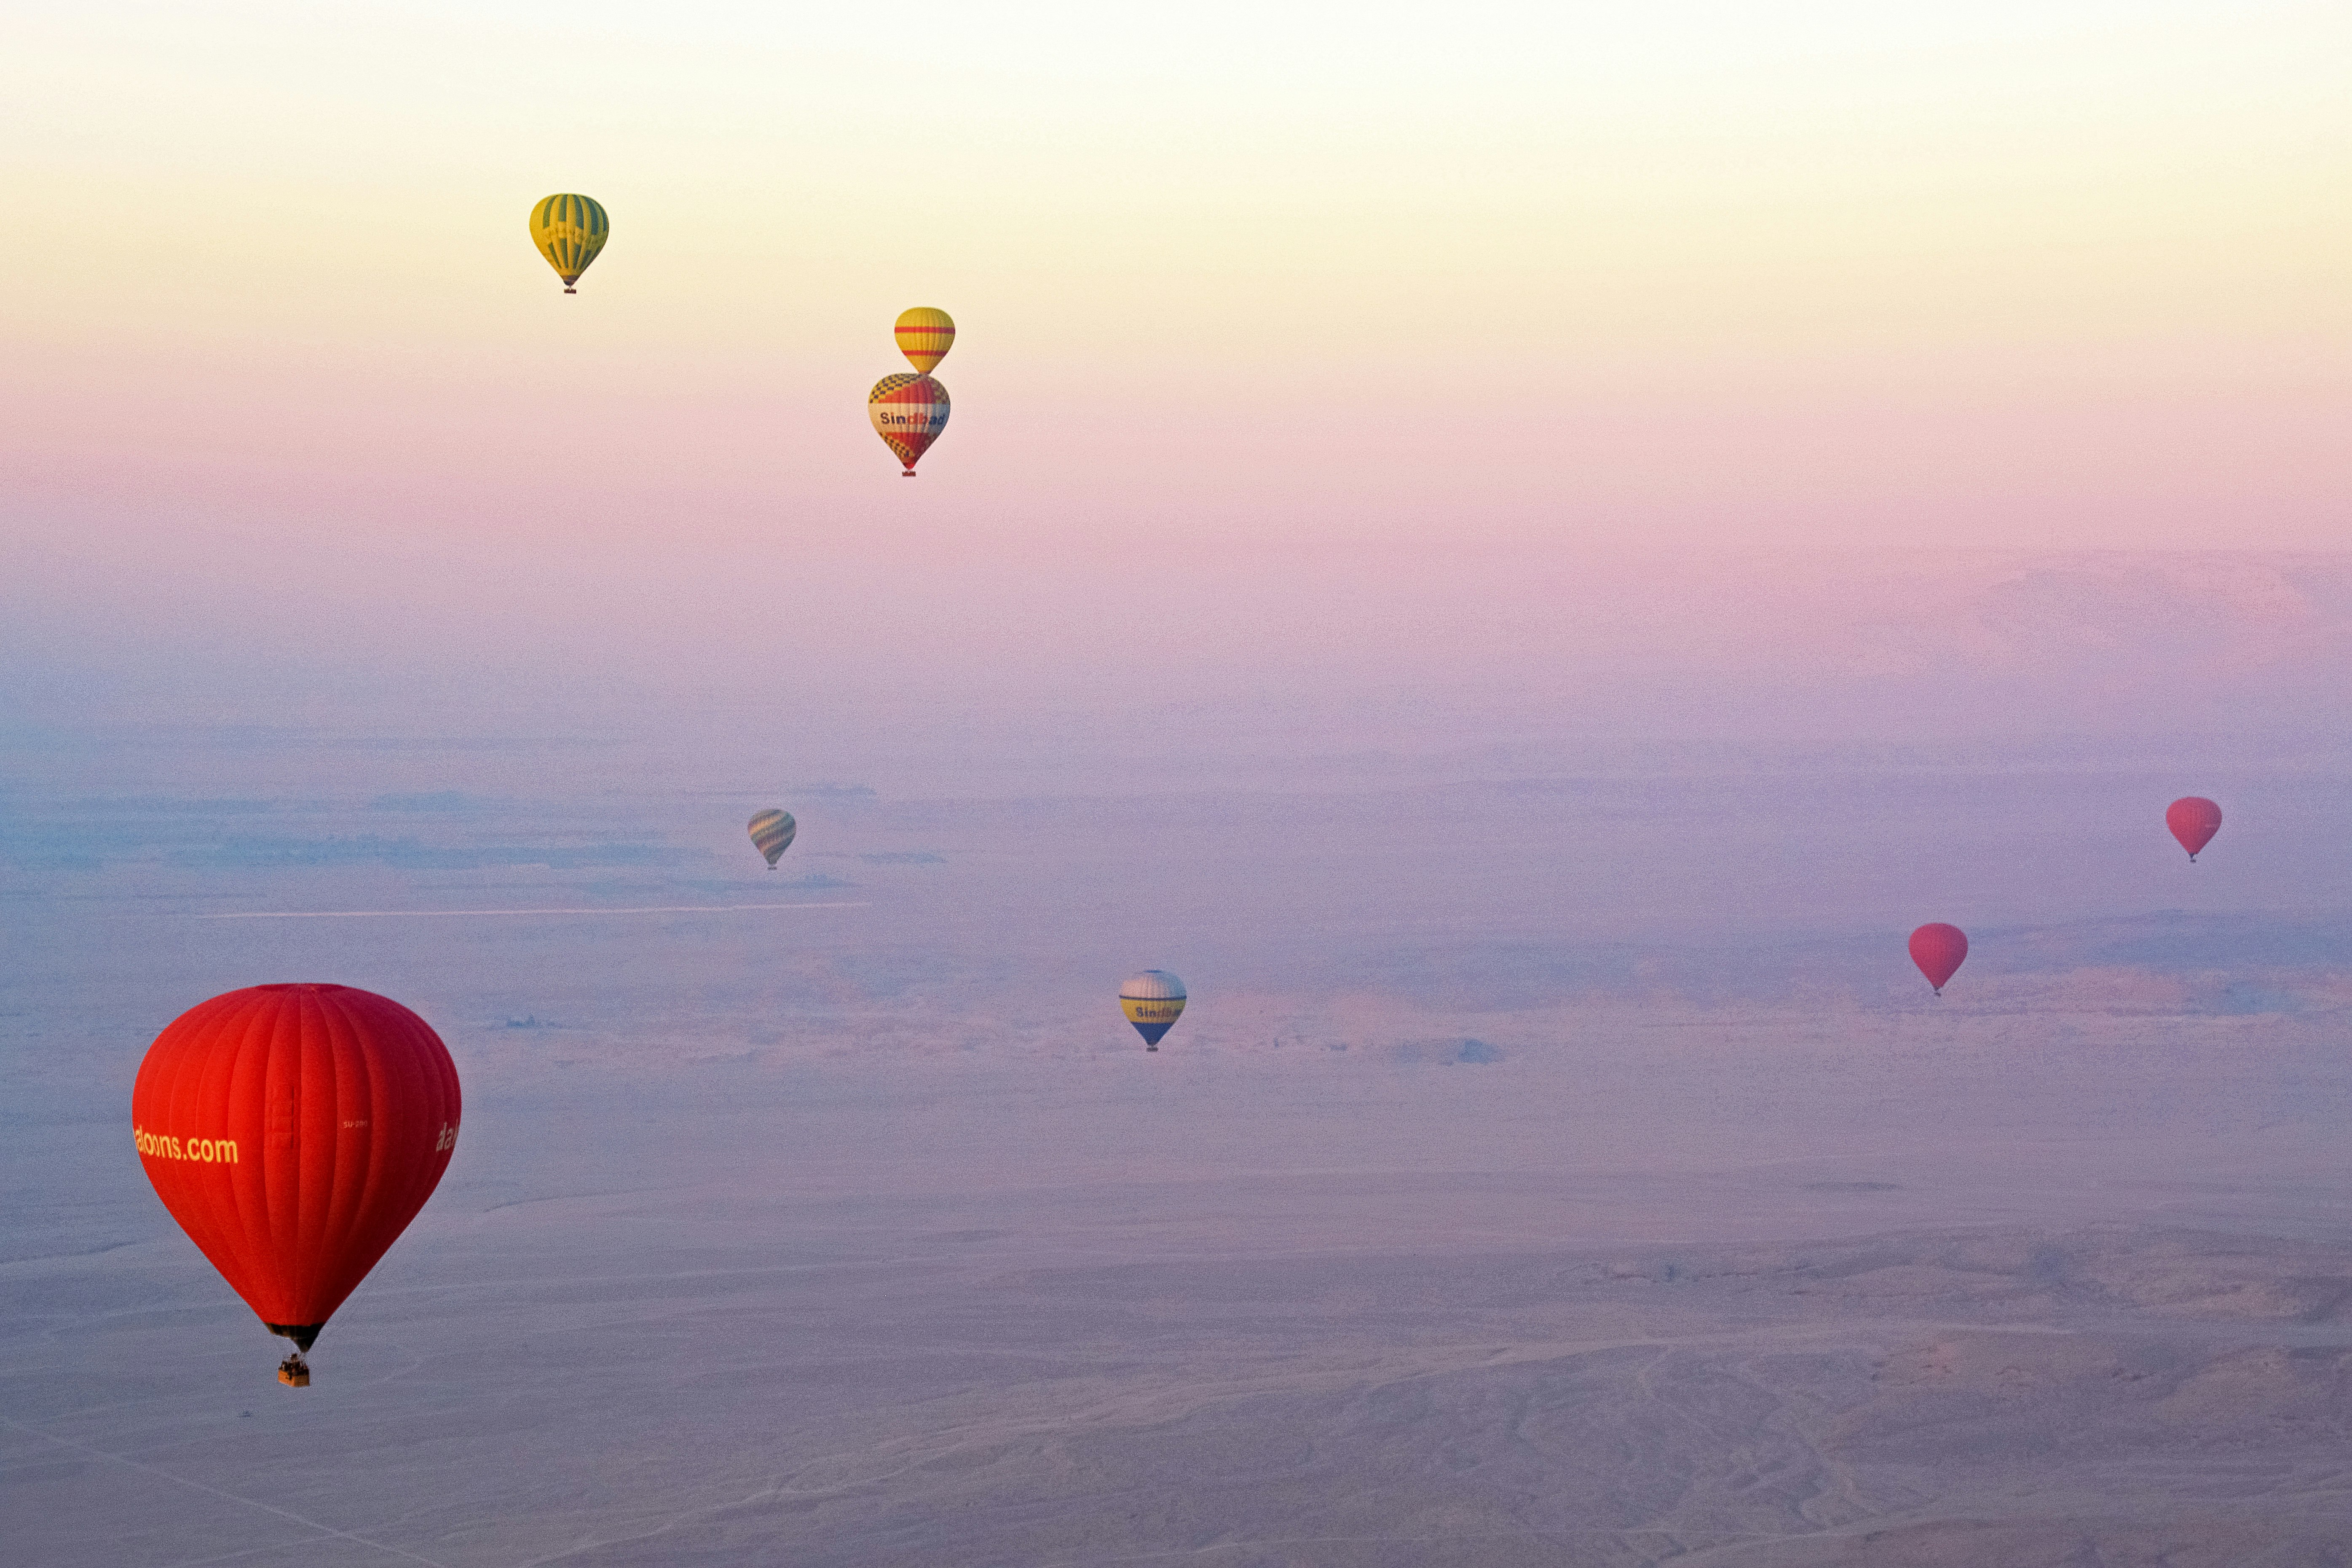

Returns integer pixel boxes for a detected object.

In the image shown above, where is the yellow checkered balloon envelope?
[869,375,949,475]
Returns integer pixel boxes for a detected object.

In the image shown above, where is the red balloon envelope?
[132,985,461,1354]
[2166,796,2222,861]
[1908,923,1968,994]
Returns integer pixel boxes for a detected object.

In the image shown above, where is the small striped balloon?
[868,375,950,474]
[895,308,955,373]
[747,809,796,868]
[529,194,609,292]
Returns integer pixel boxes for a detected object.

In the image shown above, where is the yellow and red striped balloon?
[869,375,950,475]
[895,308,955,373]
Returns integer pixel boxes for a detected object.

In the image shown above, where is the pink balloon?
[2166,797,2222,861]
[1908,923,1968,995]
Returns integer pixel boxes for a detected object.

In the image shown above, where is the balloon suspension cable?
[1932,988,1942,997]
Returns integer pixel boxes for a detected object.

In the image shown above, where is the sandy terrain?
[15,1193,2352,1565]
[8,761,2352,1563]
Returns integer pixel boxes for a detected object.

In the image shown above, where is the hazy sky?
[5,3,2346,775]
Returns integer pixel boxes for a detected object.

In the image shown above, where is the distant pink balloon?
[2166,797,2222,861]
[1908,923,1968,995]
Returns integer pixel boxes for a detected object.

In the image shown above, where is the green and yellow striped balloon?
[530,194,609,293]
[747,809,796,868]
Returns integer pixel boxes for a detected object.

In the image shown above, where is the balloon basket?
[1146,1044,1157,1052]
[278,1362,310,1388]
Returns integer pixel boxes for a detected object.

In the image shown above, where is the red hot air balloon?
[2166,796,2223,862]
[1908,923,1968,995]
[131,985,461,1377]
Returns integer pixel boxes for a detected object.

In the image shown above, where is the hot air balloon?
[1908,924,1968,996]
[529,193,608,293]
[1120,970,1187,1051]
[870,374,949,475]
[895,308,955,373]
[748,808,797,868]
[2166,796,2222,862]
[131,985,461,1381]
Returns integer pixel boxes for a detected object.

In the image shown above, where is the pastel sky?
[4,2,2346,774]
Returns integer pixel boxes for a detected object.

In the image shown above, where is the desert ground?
[8,745,2352,1564]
